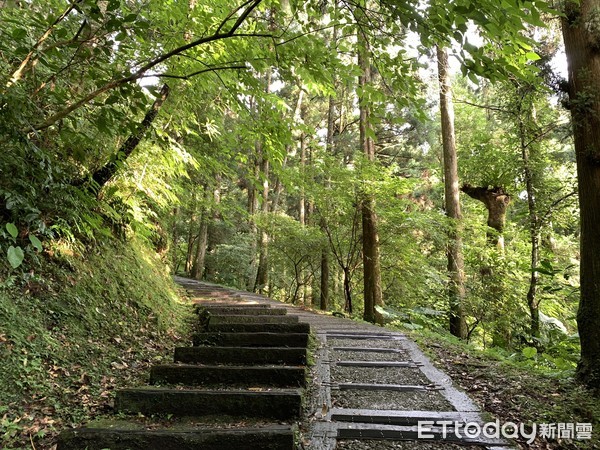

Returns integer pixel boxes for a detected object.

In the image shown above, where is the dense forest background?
[2,1,600,444]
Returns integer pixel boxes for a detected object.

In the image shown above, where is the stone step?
[193,332,309,348]
[195,303,270,311]
[174,346,307,365]
[58,425,295,450]
[150,364,306,387]
[199,306,288,316]
[206,322,310,333]
[207,314,299,325]
[115,388,302,419]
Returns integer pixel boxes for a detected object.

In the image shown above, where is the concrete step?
[115,388,302,419]
[194,303,270,312]
[193,332,309,348]
[207,314,299,325]
[150,364,306,387]
[206,322,310,333]
[174,346,307,365]
[199,306,288,316]
[58,425,295,450]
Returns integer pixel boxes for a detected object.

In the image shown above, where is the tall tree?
[561,0,600,388]
[437,47,467,339]
[356,2,384,324]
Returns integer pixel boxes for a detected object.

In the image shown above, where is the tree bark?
[320,246,329,310]
[190,213,209,280]
[254,154,270,293]
[561,0,600,389]
[460,184,511,250]
[90,84,170,194]
[517,101,542,339]
[246,148,260,291]
[437,47,467,339]
[357,7,383,324]
[343,266,353,314]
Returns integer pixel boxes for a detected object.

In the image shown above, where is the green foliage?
[0,237,187,449]
[0,0,586,423]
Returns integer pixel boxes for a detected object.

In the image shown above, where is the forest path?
[177,277,515,450]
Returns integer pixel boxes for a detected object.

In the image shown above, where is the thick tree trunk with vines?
[437,46,467,339]
[561,0,600,389]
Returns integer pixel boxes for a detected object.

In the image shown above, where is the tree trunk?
[247,142,260,291]
[517,104,542,339]
[320,247,329,310]
[90,84,170,194]
[191,213,208,280]
[437,46,467,339]
[460,185,511,250]
[171,207,180,273]
[561,0,600,389]
[299,133,306,226]
[357,8,383,324]
[254,155,270,293]
[185,215,196,274]
[343,266,353,314]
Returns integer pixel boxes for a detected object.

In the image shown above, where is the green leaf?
[12,28,27,39]
[29,234,43,252]
[525,51,541,61]
[522,347,538,359]
[7,246,24,269]
[6,223,18,239]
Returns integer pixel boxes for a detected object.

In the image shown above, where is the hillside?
[0,238,189,449]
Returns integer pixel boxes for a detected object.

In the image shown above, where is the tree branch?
[89,83,170,194]
[6,0,82,88]
[152,65,248,80]
[454,99,514,115]
[30,1,265,131]
[541,191,578,225]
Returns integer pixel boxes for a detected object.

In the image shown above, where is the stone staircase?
[57,284,309,449]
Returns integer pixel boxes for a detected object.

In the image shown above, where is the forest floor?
[414,332,600,449]
[178,278,600,449]
[0,240,190,450]
[3,262,599,449]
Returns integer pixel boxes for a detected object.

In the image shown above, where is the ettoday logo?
[417,420,593,444]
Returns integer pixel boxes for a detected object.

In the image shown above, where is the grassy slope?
[409,329,600,450]
[0,239,190,449]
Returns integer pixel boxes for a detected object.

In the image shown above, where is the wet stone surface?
[330,365,430,385]
[331,389,454,411]
[336,440,487,449]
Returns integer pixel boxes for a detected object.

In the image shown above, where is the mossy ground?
[0,238,191,449]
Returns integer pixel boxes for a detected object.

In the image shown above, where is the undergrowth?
[407,328,600,449]
[0,238,190,449]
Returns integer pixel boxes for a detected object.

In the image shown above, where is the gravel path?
[330,365,430,385]
[332,389,454,411]
[179,279,512,449]
[336,440,487,449]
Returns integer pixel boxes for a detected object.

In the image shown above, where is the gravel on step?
[331,389,454,411]
[330,365,430,385]
[336,440,487,449]
[331,350,410,362]
[328,339,408,350]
